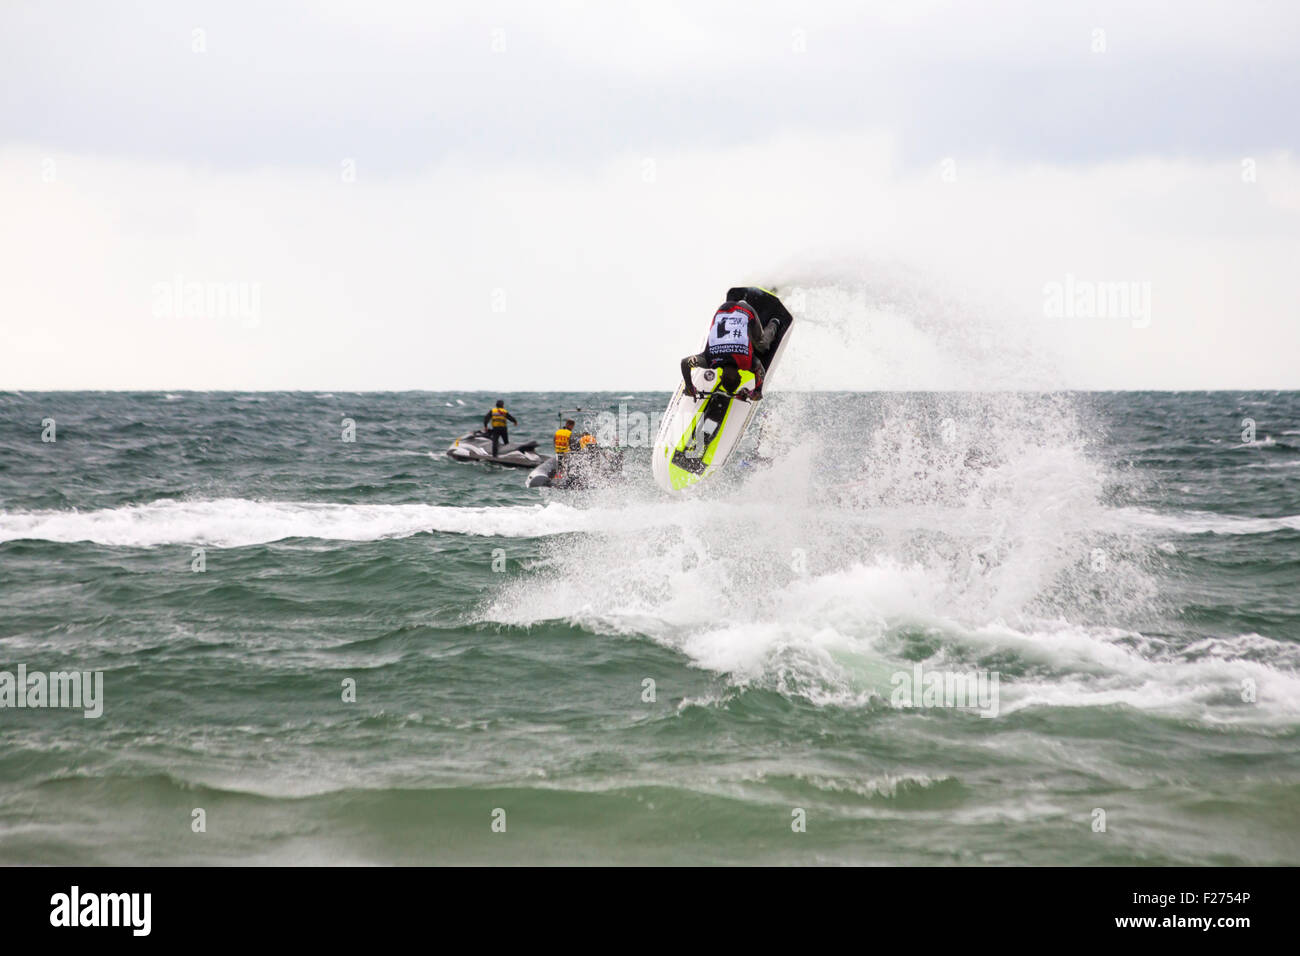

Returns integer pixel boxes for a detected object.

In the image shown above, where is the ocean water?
[0,389,1297,865]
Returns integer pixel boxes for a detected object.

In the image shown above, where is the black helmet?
[496,399,505,407]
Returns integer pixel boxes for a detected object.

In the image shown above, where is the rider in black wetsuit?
[483,399,519,457]
[680,287,793,400]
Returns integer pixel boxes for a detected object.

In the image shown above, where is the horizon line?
[3,387,1298,395]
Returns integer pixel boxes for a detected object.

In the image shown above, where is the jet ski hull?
[447,431,544,468]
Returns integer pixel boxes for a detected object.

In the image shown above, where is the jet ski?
[447,430,545,468]
[526,446,624,489]
[652,286,795,491]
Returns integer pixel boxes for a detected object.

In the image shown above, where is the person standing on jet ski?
[680,287,792,401]
[483,399,518,458]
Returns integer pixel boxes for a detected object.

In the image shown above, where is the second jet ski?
[447,430,545,468]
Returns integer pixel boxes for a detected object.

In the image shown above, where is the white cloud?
[3,134,1296,390]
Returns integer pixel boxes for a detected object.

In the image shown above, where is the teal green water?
[1,390,1298,864]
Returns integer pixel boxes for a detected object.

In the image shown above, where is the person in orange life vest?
[680,288,789,401]
[482,399,518,457]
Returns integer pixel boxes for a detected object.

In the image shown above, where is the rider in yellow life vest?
[482,399,519,458]
[578,432,596,449]
[554,419,575,456]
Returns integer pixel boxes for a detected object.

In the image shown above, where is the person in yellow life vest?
[554,419,575,457]
[482,399,518,458]
[577,432,597,450]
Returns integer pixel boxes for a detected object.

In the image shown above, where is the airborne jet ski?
[447,430,545,468]
[652,286,795,491]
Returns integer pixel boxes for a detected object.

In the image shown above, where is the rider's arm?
[681,353,704,392]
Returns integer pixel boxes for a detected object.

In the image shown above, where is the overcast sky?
[2,0,1298,390]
